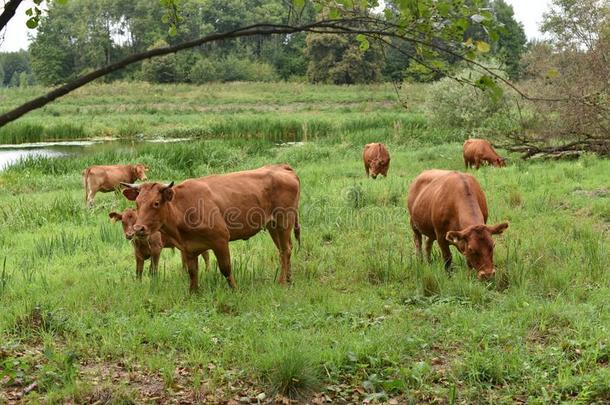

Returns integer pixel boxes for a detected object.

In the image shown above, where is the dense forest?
[0,0,526,86]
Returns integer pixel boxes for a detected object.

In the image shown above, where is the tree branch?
[0,0,23,32]
[1,15,604,131]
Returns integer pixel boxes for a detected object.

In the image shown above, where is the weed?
[260,350,320,399]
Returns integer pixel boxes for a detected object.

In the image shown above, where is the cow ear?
[446,231,465,244]
[488,222,509,235]
[109,212,122,222]
[123,188,139,201]
[162,182,174,202]
[446,231,468,252]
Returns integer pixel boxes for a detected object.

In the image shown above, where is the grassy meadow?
[0,83,609,403]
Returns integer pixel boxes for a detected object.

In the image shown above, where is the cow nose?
[134,224,147,235]
[477,269,496,280]
[125,232,134,240]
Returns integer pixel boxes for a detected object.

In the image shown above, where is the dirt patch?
[572,188,610,198]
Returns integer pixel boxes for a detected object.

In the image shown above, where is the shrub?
[141,40,177,84]
[423,66,519,136]
[189,58,221,84]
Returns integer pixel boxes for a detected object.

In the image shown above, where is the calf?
[407,169,508,279]
[463,139,506,169]
[83,164,148,208]
[121,164,301,292]
[109,208,209,279]
[363,143,390,178]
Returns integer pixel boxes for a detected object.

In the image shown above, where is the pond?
[0,139,193,172]
[0,141,104,171]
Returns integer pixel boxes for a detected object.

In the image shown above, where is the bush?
[423,66,518,136]
[141,40,177,84]
[189,58,221,84]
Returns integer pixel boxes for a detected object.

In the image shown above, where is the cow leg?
[150,253,160,276]
[213,243,236,289]
[424,237,435,262]
[364,163,370,177]
[180,250,188,273]
[412,227,423,259]
[437,238,453,271]
[185,253,200,293]
[86,189,96,208]
[464,158,469,169]
[269,226,293,285]
[202,250,210,272]
[474,159,481,170]
[135,257,144,280]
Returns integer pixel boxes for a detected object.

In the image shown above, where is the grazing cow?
[463,139,506,169]
[363,143,390,178]
[109,208,210,279]
[121,164,301,292]
[83,164,148,208]
[407,169,508,279]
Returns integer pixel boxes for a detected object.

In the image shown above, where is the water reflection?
[0,149,66,171]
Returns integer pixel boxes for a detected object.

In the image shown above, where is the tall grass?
[0,83,608,403]
[0,121,85,144]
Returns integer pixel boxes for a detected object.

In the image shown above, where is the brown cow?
[363,143,390,179]
[407,169,508,279]
[120,164,301,292]
[83,164,148,208]
[109,208,210,279]
[463,139,506,169]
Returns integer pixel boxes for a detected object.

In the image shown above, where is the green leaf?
[356,34,369,51]
[475,41,490,53]
[26,18,38,29]
[476,75,503,102]
[25,8,33,17]
[168,25,177,37]
[293,0,305,8]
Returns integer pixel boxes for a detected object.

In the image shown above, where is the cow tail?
[294,212,301,246]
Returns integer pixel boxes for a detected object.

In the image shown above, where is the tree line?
[0,0,526,87]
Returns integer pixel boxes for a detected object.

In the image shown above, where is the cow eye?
[153,201,160,208]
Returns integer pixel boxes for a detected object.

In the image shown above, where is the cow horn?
[162,181,174,189]
[120,182,140,189]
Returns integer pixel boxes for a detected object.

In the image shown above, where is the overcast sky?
[0,0,551,52]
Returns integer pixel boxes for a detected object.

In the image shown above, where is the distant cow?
[121,164,301,292]
[83,164,148,208]
[463,139,506,169]
[363,143,390,178]
[109,208,210,279]
[407,169,508,279]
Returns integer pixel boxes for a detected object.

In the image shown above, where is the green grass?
[0,82,430,144]
[0,83,609,403]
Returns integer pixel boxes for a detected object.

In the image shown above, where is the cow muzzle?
[477,268,496,280]
[125,232,135,240]
[133,224,148,237]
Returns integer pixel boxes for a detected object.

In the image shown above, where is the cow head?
[369,158,389,179]
[446,222,509,279]
[133,164,148,181]
[121,182,174,238]
[109,208,138,240]
[493,157,506,168]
